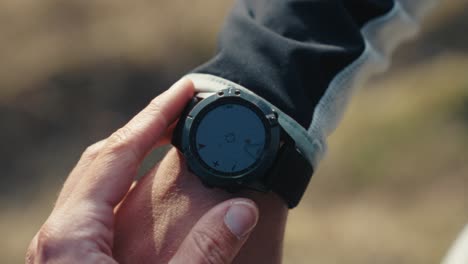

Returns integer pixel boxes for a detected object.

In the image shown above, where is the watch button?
[266,113,278,125]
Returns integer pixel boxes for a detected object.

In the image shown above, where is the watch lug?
[246,180,270,193]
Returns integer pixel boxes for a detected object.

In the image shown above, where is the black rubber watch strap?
[267,143,314,208]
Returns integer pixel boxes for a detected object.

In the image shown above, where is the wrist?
[173,74,314,208]
[113,148,287,263]
[170,149,289,264]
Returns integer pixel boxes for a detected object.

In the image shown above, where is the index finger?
[74,78,194,206]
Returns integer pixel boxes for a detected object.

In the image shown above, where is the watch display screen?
[193,102,267,176]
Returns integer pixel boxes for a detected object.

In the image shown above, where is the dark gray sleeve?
[193,0,436,165]
[188,0,436,207]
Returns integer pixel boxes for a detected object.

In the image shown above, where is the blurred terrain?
[1,1,467,263]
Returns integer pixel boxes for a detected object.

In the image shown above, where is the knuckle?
[106,128,138,158]
[108,127,133,150]
[81,143,102,160]
[190,229,229,264]
[148,98,168,126]
[104,127,140,164]
[149,97,164,114]
[27,225,59,263]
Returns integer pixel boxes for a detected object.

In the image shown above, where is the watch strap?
[267,141,314,208]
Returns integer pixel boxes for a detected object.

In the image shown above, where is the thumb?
[169,198,259,264]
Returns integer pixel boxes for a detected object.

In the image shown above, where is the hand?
[113,149,288,264]
[112,80,288,263]
[26,79,260,264]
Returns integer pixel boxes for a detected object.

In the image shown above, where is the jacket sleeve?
[191,0,437,173]
[186,0,467,247]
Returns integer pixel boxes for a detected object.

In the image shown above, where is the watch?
[172,75,314,208]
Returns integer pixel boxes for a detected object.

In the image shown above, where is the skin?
[113,148,288,264]
[26,79,288,264]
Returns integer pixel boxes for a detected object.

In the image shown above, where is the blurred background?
[1,1,467,263]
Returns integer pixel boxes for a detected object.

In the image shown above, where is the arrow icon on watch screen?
[198,143,206,150]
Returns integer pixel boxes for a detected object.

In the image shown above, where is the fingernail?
[224,200,259,239]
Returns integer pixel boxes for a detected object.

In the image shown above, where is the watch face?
[192,101,267,176]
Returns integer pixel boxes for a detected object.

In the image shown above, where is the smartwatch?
[172,75,314,208]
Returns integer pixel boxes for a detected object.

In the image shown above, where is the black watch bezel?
[179,88,281,188]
